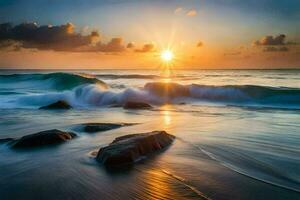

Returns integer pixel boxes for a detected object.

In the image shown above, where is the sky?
[0,0,299,69]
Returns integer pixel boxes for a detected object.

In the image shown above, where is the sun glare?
[161,50,174,62]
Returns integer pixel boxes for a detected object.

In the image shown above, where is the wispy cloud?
[127,42,135,48]
[186,9,197,16]
[174,7,197,17]
[174,7,183,14]
[89,38,125,52]
[224,52,241,56]
[196,41,203,47]
[263,46,289,52]
[135,43,155,53]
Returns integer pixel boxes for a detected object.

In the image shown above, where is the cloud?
[224,52,241,56]
[0,22,126,52]
[263,46,289,52]
[286,41,298,45]
[174,7,198,17]
[197,41,203,47]
[0,22,99,51]
[254,34,296,46]
[127,42,135,48]
[135,43,155,53]
[0,39,22,51]
[174,7,183,14]
[278,47,289,51]
[186,9,197,16]
[91,37,125,52]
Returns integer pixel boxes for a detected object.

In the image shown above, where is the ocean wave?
[94,73,255,80]
[2,81,300,109]
[145,82,300,106]
[0,72,107,91]
[96,74,159,79]
[204,74,252,77]
[95,74,196,80]
[196,145,300,193]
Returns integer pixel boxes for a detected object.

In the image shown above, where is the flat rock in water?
[12,129,76,148]
[96,131,175,166]
[39,100,72,109]
[123,101,152,109]
[82,123,134,133]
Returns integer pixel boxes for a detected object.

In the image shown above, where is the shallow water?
[0,69,299,199]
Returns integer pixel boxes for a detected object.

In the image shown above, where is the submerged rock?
[12,129,76,148]
[123,101,152,109]
[39,100,72,109]
[96,131,175,166]
[82,123,134,133]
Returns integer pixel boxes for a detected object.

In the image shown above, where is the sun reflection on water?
[160,105,172,131]
[162,77,171,83]
[163,110,171,126]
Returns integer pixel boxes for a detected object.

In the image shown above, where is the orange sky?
[0,44,299,69]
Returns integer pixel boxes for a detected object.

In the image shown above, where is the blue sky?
[1,0,299,40]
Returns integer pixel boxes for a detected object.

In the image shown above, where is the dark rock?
[96,131,175,166]
[82,123,134,133]
[109,104,122,108]
[0,138,14,143]
[123,101,152,109]
[39,100,72,109]
[12,129,76,148]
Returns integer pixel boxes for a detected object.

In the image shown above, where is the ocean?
[0,69,299,199]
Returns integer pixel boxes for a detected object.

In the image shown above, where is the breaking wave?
[1,76,300,109]
[96,74,159,79]
[0,72,107,91]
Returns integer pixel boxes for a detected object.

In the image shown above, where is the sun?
[161,50,174,62]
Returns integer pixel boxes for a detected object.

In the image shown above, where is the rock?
[109,104,123,108]
[39,100,72,109]
[123,101,152,109]
[12,129,76,148]
[96,131,175,166]
[82,123,134,133]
